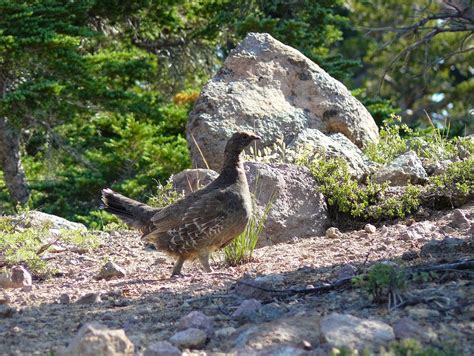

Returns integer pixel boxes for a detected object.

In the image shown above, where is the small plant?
[430,159,474,204]
[364,114,466,165]
[353,263,407,309]
[223,194,273,265]
[147,178,184,208]
[383,339,446,356]
[0,216,99,275]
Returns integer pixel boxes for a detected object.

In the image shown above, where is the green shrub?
[427,159,474,207]
[352,263,407,305]
[300,154,421,221]
[364,114,463,164]
[383,339,447,356]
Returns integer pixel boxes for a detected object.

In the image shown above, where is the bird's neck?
[218,152,245,184]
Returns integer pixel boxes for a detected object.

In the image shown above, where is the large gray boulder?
[187,32,379,171]
[245,162,328,246]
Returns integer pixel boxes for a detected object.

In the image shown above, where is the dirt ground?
[1,204,473,355]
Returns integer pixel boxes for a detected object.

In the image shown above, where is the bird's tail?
[100,188,159,232]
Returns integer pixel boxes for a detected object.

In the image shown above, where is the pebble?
[76,292,101,304]
[144,341,181,356]
[335,264,358,280]
[169,328,207,349]
[95,261,126,280]
[59,293,71,304]
[364,224,376,234]
[326,227,343,239]
[177,311,213,337]
[232,298,262,320]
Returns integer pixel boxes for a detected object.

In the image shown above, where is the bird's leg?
[198,250,213,273]
[171,256,186,276]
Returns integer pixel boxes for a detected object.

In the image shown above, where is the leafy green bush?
[300,154,421,221]
[428,159,474,207]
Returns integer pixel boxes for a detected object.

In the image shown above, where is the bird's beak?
[252,134,261,141]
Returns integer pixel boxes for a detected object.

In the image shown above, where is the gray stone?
[420,237,468,256]
[144,341,181,356]
[177,311,213,337]
[288,129,374,179]
[59,293,71,304]
[187,32,378,171]
[335,264,358,280]
[0,266,32,289]
[373,151,428,186]
[393,317,437,342]
[451,209,471,229]
[232,298,262,320]
[172,169,218,195]
[364,224,376,234]
[63,322,134,355]
[226,312,321,352]
[13,211,86,231]
[245,162,329,246]
[320,313,395,350]
[76,292,102,304]
[170,328,207,349]
[326,227,342,239]
[234,275,285,302]
[95,261,127,281]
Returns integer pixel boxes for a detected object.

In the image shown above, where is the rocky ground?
[0,204,473,355]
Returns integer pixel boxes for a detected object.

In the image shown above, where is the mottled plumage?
[101,131,260,275]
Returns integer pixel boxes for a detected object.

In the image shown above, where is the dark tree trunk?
[0,117,30,204]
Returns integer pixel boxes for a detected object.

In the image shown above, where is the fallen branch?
[235,259,474,297]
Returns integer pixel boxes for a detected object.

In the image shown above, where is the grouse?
[101,131,260,276]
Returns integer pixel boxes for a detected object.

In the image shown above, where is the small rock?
[95,261,127,281]
[335,264,358,280]
[407,307,440,319]
[0,294,10,305]
[169,328,207,349]
[364,224,376,234]
[393,317,437,342]
[0,266,32,289]
[451,209,471,229]
[76,292,101,304]
[326,227,342,239]
[59,293,71,304]
[320,313,395,350]
[0,305,16,318]
[232,299,262,320]
[420,237,468,257]
[215,327,236,338]
[302,339,312,350]
[372,151,428,186]
[63,322,134,355]
[177,311,213,337]
[401,251,419,261]
[144,341,181,356]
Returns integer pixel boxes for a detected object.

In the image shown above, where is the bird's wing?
[152,188,238,254]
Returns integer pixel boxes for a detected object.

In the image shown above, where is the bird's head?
[224,131,261,157]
